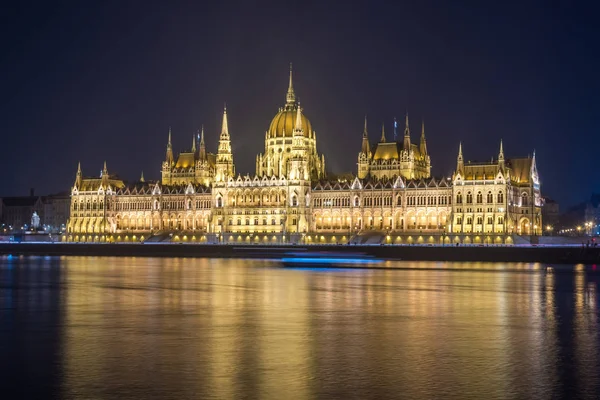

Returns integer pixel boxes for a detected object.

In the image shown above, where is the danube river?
[1,256,600,399]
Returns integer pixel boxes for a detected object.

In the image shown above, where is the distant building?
[0,191,70,233]
[0,195,44,231]
[43,192,71,233]
[66,66,543,244]
[542,197,559,232]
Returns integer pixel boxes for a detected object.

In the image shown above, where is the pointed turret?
[380,123,386,143]
[294,104,303,133]
[403,113,411,150]
[166,127,174,165]
[140,171,145,182]
[192,133,196,152]
[286,62,296,107]
[456,142,464,174]
[419,120,428,156]
[75,161,82,188]
[361,115,370,155]
[102,161,108,176]
[216,104,234,181]
[199,125,207,161]
[498,139,504,162]
[220,104,229,139]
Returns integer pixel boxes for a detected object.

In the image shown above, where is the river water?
[1,256,599,399]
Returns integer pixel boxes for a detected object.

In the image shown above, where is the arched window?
[497,191,504,203]
[354,196,360,207]
[466,217,473,225]
[456,193,463,204]
[187,199,192,210]
[487,191,493,203]
[291,195,298,207]
[477,216,483,224]
[476,192,483,204]
[521,193,528,206]
[396,195,402,206]
[216,197,222,208]
[466,192,473,204]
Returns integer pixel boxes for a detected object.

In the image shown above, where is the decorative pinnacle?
[499,139,504,160]
[221,104,229,137]
[404,113,410,136]
[363,115,368,137]
[458,142,463,160]
[295,104,303,131]
[286,62,295,105]
[192,133,196,152]
[140,171,145,182]
[77,161,81,174]
[200,125,205,144]
[421,120,425,138]
[168,127,172,146]
[380,123,386,143]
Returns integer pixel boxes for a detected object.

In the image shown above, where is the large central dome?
[267,65,313,139]
[268,105,313,139]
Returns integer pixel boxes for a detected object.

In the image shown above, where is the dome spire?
[286,63,295,107]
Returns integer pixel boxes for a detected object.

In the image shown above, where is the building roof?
[507,157,533,184]
[371,142,423,161]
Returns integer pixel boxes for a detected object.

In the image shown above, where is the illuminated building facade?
[66,67,541,244]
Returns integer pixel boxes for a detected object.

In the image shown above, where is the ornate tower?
[498,139,505,170]
[419,121,428,157]
[75,162,82,188]
[215,105,234,182]
[161,128,174,185]
[456,142,464,176]
[357,116,371,179]
[166,127,174,165]
[402,114,411,151]
[289,106,309,181]
[195,125,212,186]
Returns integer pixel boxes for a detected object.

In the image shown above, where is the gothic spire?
[199,125,207,161]
[457,142,464,174]
[103,161,108,175]
[192,133,196,152]
[499,139,504,161]
[403,113,411,150]
[221,104,229,139]
[140,171,145,182]
[286,62,295,105]
[75,161,82,187]
[166,127,174,165]
[380,123,386,143]
[419,120,428,156]
[361,116,370,155]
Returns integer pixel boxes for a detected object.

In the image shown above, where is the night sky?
[1,1,597,208]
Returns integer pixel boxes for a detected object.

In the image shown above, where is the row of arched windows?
[456,191,504,204]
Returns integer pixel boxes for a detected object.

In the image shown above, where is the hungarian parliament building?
[67,67,542,244]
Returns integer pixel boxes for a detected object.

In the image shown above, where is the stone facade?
[66,67,542,244]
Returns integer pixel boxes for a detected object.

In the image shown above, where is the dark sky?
[1,1,597,208]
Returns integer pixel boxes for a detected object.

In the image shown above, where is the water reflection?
[1,256,600,399]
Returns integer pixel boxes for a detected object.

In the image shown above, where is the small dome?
[267,105,313,139]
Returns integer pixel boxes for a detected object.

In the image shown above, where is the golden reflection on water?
[11,256,592,399]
